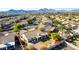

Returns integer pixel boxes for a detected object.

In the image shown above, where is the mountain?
[0,9,27,14]
[0,8,79,14]
[0,8,57,14]
[39,8,56,13]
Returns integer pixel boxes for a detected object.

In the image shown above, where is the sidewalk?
[65,41,79,50]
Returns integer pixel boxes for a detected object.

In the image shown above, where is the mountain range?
[0,8,79,14]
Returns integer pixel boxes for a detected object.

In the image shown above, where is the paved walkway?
[64,44,76,50]
[65,41,79,50]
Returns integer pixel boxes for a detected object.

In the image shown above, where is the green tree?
[51,19,61,26]
[0,27,3,32]
[14,23,21,28]
[51,32,61,41]
[33,17,36,21]
[14,20,20,23]
[13,26,20,32]
[58,24,65,37]
[27,19,33,24]
[66,23,72,35]
[65,23,72,40]
[13,23,21,32]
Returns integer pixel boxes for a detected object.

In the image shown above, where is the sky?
[0,0,79,11]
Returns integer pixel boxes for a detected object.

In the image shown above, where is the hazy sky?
[0,0,79,11]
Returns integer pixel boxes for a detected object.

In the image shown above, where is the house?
[19,29,65,50]
[20,29,47,44]
[44,23,55,32]
[0,33,15,50]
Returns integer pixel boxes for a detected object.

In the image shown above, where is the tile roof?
[23,30,41,40]
[0,33,15,44]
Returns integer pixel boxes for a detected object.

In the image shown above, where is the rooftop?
[0,33,15,44]
[23,29,46,40]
